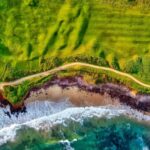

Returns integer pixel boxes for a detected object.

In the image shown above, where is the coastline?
[0,75,150,115]
[25,85,121,107]
[24,76,150,114]
[0,104,150,146]
[0,76,150,146]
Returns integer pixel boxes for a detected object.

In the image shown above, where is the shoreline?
[0,76,150,114]
[0,104,150,146]
[25,76,150,114]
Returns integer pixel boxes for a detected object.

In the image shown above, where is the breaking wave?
[0,99,149,149]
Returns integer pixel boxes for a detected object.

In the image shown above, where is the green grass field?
[0,0,150,84]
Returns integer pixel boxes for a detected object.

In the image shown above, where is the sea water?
[0,99,149,150]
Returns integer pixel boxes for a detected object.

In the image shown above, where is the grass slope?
[0,0,149,84]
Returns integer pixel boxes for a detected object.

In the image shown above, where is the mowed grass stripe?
[90,7,150,27]
[91,11,150,19]
[85,7,150,43]
[87,26,150,38]
[88,28,150,37]
[90,18,150,26]
[90,13,150,24]
[88,25,150,32]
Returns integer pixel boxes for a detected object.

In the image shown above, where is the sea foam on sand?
[0,99,149,145]
[0,99,73,129]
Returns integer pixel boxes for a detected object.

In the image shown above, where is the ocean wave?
[0,100,149,146]
[60,139,76,150]
[0,98,73,129]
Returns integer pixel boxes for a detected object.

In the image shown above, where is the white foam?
[60,140,75,150]
[0,101,149,146]
[0,99,73,129]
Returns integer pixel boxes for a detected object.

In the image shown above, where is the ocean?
[0,99,149,150]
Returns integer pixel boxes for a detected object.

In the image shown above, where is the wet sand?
[24,76,150,113]
[25,85,121,107]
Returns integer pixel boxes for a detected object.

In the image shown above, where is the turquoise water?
[1,116,150,150]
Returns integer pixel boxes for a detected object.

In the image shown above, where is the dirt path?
[0,62,150,91]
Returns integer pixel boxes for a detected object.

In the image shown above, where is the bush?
[124,56,142,74]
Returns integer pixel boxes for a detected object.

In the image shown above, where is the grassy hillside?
[0,0,150,83]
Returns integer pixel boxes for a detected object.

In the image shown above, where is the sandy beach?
[24,76,150,113]
[25,85,121,107]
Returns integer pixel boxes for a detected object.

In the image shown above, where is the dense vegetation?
[3,66,150,104]
[3,75,52,104]
[0,0,150,83]
[0,0,150,103]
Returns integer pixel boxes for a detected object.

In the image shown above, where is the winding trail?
[0,62,150,91]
